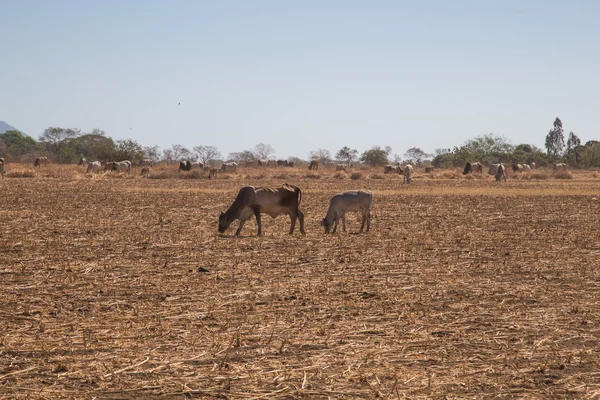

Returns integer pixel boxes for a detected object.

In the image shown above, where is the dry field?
[1,164,600,399]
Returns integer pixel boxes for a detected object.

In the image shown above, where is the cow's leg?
[289,212,296,234]
[297,209,305,234]
[359,212,366,233]
[254,208,262,236]
[341,213,347,232]
[235,220,246,236]
[366,211,371,232]
[332,212,339,234]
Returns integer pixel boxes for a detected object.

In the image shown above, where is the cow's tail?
[285,183,302,207]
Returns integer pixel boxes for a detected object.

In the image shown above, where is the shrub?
[350,171,363,180]
[305,173,321,179]
[553,171,573,179]
[531,172,549,180]
[334,171,347,179]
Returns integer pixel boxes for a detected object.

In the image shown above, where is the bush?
[531,172,549,180]
[334,171,347,179]
[350,171,363,180]
[553,171,573,179]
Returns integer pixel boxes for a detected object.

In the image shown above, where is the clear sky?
[1,1,598,159]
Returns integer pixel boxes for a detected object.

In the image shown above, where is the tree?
[566,132,582,167]
[335,146,358,165]
[404,147,432,165]
[515,144,533,153]
[254,143,275,160]
[581,142,600,168]
[0,130,41,161]
[39,127,81,163]
[115,139,145,165]
[384,146,392,155]
[228,150,255,163]
[143,145,161,161]
[70,131,118,161]
[545,117,565,158]
[193,145,222,164]
[308,149,332,163]
[359,146,388,166]
[169,144,193,161]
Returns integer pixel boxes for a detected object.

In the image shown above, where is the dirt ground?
[1,166,600,399]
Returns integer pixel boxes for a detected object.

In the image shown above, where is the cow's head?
[462,163,471,175]
[218,212,230,233]
[322,218,331,234]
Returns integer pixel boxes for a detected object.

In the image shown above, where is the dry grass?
[553,170,574,179]
[349,171,363,180]
[333,171,347,179]
[2,165,600,398]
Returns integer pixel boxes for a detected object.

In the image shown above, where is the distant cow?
[335,164,348,172]
[322,190,372,234]
[512,163,523,172]
[287,161,295,168]
[0,158,4,179]
[553,163,567,171]
[463,162,483,174]
[384,164,401,174]
[403,164,414,184]
[522,164,532,172]
[488,164,502,176]
[140,158,154,167]
[140,167,150,177]
[308,160,319,170]
[267,160,277,168]
[530,162,536,170]
[34,157,48,168]
[78,157,87,166]
[257,159,267,167]
[103,161,116,172]
[218,184,305,236]
[86,161,102,174]
[425,166,434,173]
[495,164,507,181]
[113,160,132,173]
[277,160,288,167]
[245,161,255,168]
[187,161,203,170]
[221,162,238,173]
[326,161,335,168]
[208,168,218,179]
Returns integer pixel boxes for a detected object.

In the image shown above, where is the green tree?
[39,127,81,163]
[115,139,145,165]
[193,145,222,164]
[545,117,565,159]
[309,149,332,163]
[404,147,432,165]
[0,130,41,161]
[360,146,388,166]
[566,132,582,167]
[335,146,358,165]
[70,130,118,161]
[581,142,600,168]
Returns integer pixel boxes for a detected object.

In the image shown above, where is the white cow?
[220,162,238,173]
[140,158,154,167]
[553,163,567,171]
[403,164,414,184]
[495,164,507,181]
[488,163,502,176]
[113,160,132,173]
[522,164,532,172]
[86,161,102,174]
[335,164,348,172]
[322,190,372,234]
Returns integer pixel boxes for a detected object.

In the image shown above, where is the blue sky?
[1,1,598,159]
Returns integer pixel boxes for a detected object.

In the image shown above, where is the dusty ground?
[1,166,600,399]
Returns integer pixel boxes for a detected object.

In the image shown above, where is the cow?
[495,164,507,181]
[335,164,348,172]
[553,163,567,171]
[488,164,502,176]
[403,164,414,184]
[530,162,536,170]
[287,161,295,168]
[34,157,48,167]
[322,190,372,234]
[203,165,212,171]
[277,160,288,167]
[208,168,218,179]
[326,161,335,168]
[267,160,277,168]
[522,164,532,172]
[0,158,4,179]
[384,165,401,174]
[512,164,524,172]
[245,161,255,168]
[308,160,319,170]
[140,167,150,177]
[179,161,188,171]
[218,184,305,236]
[86,161,102,174]
[463,162,483,174]
[113,160,132,173]
[425,166,434,173]
[78,157,87,166]
[140,158,154,167]
[257,159,267,167]
[186,161,203,170]
[221,162,238,173]
[103,161,116,172]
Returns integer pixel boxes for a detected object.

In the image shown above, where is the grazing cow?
[488,164,502,176]
[78,157,87,166]
[34,157,48,167]
[463,162,483,174]
[113,160,132,173]
[245,161,255,168]
[512,164,524,172]
[288,161,295,168]
[186,161,203,170]
[322,190,372,234]
[335,164,348,172]
[221,162,238,173]
[495,164,507,181]
[86,161,102,174]
[203,165,212,171]
[140,158,154,167]
[267,160,277,168]
[0,158,4,179]
[218,184,305,236]
[208,168,218,179]
[326,161,335,168]
[140,167,150,177]
[277,160,288,167]
[403,164,414,184]
[553,163,567,171]
[308,160,319,170]
[522,164,532,172]
[530,162,536,170]
[179,161,188,171]
[103,161,116,172]
[384,164,401,174]
[257,159,267,167]
[425,166,434,173]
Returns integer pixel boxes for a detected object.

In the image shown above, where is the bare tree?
[254,143,275,160]
[170,144,194,161]
[143,145,161,160]
[309,149,332,163]
[194,145,222,164]
[228,150,255,163]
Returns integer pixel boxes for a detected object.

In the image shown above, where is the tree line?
[0,117,598,168]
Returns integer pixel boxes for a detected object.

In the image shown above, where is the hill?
[0,121,18,134]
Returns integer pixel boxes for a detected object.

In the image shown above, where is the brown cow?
[267,160,277,168]
[462,162,483,174]
[218,184,305,236]
[308,160,319,170]
[34,157,48,167]
[208,168,218,179]
[77,157,87,166]
[140,167,150,177]
[384,164,401,174]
